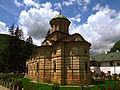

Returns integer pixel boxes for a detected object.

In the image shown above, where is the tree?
[14,27,24,40]
[111,40,120,52]
[9,23,14,36]
[46,29,50,36]
[26,36,33,44]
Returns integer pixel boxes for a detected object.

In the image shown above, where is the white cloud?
[0,21,9,34]
[93,3,109,11]
[19,2,59,45]
[63,0,76,6]
[63,0,90,6]
[70,13,81,22]
[23,0,39,8]
[40,2,52,10]
[83,5,88,12]
[14,0,23,7]
[70,8,120,54]
[54,3,62,10]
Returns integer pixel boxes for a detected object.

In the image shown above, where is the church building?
[26,13,91,85]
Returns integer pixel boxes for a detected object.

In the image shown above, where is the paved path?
[0,85,9,90]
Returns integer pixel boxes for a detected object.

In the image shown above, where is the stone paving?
[0,85,9,90]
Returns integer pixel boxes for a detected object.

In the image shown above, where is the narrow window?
[85,62,88,73]
[55,24,57,30]
[54,50,56,55]
[117,62,120,66]
[26,65,28,73]
[98,62,101,67]
[37,63,39,72]
[54,61,56,72]
[110,62,113,66]
[34,57,35,60]
[59,23,61,31]
[64,24,65,32]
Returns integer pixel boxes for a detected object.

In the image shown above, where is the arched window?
[54,61,56,72]
[59,23,61,31]
[55,24,57,30]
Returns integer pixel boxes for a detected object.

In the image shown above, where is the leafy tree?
[111,40,120,52]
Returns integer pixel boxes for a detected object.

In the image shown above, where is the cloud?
[83,5,88,12]
[63,0,90,6]
[62,0,89,12]
[0,21,9,34]
[14,0,23,7]
[93,3,109,11]
[23,0,39,8]
[70,8,120,54]
[19,2,59,45]
[54,3,62,10]
[63,0,75,6]
[40,2,52,10]
[70,13,81,22]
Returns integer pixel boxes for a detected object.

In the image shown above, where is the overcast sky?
[0,0,120,55]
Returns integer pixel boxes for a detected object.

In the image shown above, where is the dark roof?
[45,31,70,38]
[90,52,120,62]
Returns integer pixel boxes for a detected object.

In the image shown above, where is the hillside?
[0,34,37,73]
[111,40,120,52]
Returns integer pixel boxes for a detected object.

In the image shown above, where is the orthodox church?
[26,13,91,85]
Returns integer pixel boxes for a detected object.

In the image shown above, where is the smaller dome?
[53,14,67,19]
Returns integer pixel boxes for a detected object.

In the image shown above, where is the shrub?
[107,74,112,80]
[113,74,118,81]
[100,72,105,80]
[13,79,23,87]
[52,81,60,90]
[95,73,99,79]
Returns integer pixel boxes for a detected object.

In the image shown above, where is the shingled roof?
[90,52,120,62]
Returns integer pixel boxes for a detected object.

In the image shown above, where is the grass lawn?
[17,77,53,90]
[17,77,120,90]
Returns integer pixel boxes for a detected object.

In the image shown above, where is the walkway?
[0,85,9,90]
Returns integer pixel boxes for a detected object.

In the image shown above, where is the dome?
[53,14,67,19]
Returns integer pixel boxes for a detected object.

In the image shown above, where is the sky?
[0,0,120,55]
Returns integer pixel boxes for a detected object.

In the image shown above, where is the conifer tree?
[9,23,14,36]
[26,36,33,44]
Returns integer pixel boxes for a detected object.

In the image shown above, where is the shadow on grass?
[91,79,106,85]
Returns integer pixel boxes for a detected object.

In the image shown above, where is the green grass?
[17,77,120,90]
[17,77,84,90]
[17,77,52,90]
